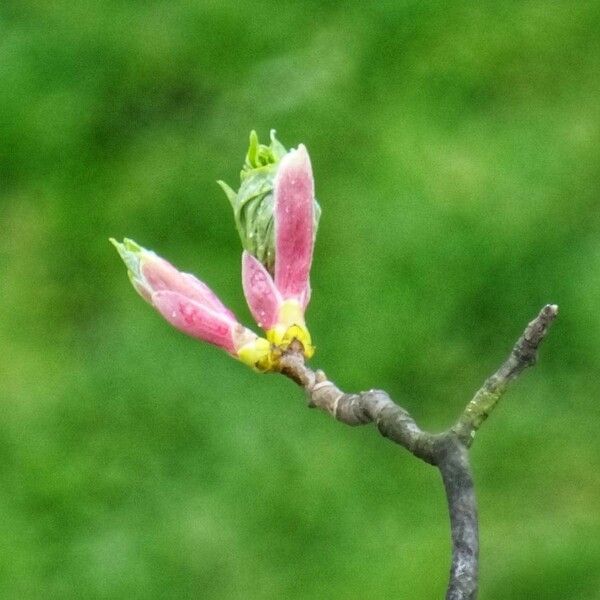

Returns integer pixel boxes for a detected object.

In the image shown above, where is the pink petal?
[274,144,314,300]
[242,251,282,329]
[152,290,237,354]
[142,254,236,320]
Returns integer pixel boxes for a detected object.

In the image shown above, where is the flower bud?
[111,238,276,371]
[240,143,318,360]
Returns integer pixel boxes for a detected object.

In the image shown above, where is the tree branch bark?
[278,304,558,599]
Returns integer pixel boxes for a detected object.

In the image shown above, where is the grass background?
[1,1,600,598]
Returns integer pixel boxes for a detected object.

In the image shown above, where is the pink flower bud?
[237,142,317,358]
[111,238,274,369]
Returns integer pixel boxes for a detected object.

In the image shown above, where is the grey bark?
[278,304,558,600]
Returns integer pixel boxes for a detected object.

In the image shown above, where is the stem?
[436,435,478,600]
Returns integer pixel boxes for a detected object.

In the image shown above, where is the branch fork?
[279,304,558,600]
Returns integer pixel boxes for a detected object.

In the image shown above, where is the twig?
[278,304,558,600]
[452,304,558,447]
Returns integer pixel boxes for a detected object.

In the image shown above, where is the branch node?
[315,369,328,383]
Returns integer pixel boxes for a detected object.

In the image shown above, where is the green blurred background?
[1,1,600,598]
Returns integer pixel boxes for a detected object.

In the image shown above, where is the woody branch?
[279,303,558,600]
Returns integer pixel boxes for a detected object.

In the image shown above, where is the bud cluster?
[112,131,319,372]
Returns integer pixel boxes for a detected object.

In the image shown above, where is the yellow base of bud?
[237,338,280,372]
[237,300,314,371]
[264,299,315,359]
[266,323,314,359]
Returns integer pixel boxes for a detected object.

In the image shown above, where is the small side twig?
[452,304,558,447]
[278,304,558,600]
